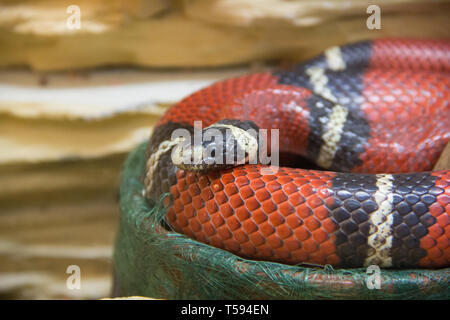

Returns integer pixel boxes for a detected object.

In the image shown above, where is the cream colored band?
[364,174,395,267]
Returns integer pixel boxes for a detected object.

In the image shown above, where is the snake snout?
[171,120,260,171]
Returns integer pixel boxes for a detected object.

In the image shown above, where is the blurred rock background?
[0,0,449,299]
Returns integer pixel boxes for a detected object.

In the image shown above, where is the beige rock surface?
[0,68,247,164]
[0,0,449,70]
[184,0,450,27]
[0,155,121,299]
[434,142,450,171]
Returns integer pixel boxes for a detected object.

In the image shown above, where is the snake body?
[144,39,450,268]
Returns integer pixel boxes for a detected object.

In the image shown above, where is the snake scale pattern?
[143,39,450,268]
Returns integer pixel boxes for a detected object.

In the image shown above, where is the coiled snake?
[144,39,450,268]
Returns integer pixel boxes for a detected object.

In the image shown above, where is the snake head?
[172,119,261,171]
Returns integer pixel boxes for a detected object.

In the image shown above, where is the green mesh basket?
[113,142,450,299]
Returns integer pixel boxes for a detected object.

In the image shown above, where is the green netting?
[113,142,450,299]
